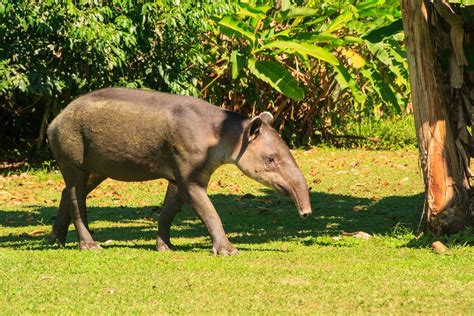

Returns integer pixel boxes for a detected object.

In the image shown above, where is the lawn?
[0,149,473,314]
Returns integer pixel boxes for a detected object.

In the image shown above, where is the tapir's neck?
[217,114,250,166]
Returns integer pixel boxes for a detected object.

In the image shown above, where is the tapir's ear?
[248,117,263,142]
[259,111,273,125]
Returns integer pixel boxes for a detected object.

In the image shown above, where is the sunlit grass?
[0,149,473,314]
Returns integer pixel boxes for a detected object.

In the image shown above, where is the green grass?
[330,115,418,150]
[1,149,473,314]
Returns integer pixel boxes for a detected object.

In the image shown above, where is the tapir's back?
[47,87,228,181]
[63,87,222,120]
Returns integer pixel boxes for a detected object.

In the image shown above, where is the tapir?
[47,87,312,255]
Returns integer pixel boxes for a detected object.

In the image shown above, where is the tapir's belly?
[82,138,175,182]
[89,159,174,182]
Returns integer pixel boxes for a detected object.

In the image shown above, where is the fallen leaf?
[11,200,22,206]
[432,241,449,255]
[103,240,114,245]
[28,229,46,236]
[350,161,360,168]
[19,229,46,238]
[235,193,256,202]
[255,197,274,204]
[352,205,368,212]
[279,244,289,252]
[341,231,372,240]
[41,275,53,281]
[257,207,272,215]
[231,185,240,193]
[396,164,408,169]
[399,177,410,184]
[106,288,115,294]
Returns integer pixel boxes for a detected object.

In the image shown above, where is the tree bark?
[401,0,473,233]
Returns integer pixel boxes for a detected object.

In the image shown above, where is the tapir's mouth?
[274,183,290,196]
[274,183,311,218]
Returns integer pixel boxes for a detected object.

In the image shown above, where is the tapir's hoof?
[80,241,103,250]
[156,236,174,252]
[212,244,239,256]
[157,244,174,252]
[48,232,58,245]
[49,231,67,246]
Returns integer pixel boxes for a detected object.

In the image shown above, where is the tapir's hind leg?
[49,170,105,248]
[156,182,184,251]
[65,168,101,250]
[83,173,107,228]
[49,188,72,245]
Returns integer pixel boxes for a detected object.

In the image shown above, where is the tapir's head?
[235,112,312,218]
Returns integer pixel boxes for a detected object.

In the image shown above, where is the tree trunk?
[34,99,52,156]
[400,0,474,233]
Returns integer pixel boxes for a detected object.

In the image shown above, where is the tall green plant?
[209,0,409,146]
[0,0,411,156]
[0,0,233,155]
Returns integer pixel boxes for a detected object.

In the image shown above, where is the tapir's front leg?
[182,183,238,255]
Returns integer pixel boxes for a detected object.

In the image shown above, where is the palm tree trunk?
[400,0,473,233]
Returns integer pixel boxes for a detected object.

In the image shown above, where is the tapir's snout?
[292,170,312,219]
[299,208,312,218]
[275,181,312,219]
[295,191,312,219]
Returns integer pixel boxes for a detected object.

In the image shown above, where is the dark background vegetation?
[0,0,416,162]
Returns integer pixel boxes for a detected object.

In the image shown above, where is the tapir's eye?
[265,156,276,166]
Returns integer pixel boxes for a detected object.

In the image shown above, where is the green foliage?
[207,0,411,147]
[0,0,413,155]
[0,0,233,151]
[449,0,474,6]
[248,59,305,101]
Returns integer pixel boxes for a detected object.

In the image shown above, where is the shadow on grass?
[0,188,438,251]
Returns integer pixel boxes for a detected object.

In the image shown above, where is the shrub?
[204,0,410,147]
[0,0,233,156]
